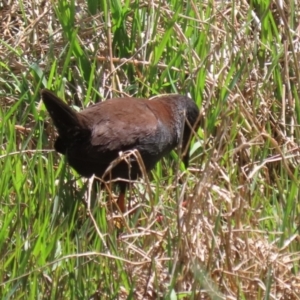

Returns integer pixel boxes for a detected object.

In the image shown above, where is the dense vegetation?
[1,0,300,299]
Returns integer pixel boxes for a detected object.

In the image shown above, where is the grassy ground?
[1,0,300,299]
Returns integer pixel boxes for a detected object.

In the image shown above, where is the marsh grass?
[1,0,300,299]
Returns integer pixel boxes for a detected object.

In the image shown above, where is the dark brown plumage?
[41,89,199,211]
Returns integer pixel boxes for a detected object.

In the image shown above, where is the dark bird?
[41,89,199,212]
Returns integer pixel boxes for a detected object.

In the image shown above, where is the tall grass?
[1,0,300,299]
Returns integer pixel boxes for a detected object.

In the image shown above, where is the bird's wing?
[81,98,159,152]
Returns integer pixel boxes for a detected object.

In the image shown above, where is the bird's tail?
[41,89,80,135]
